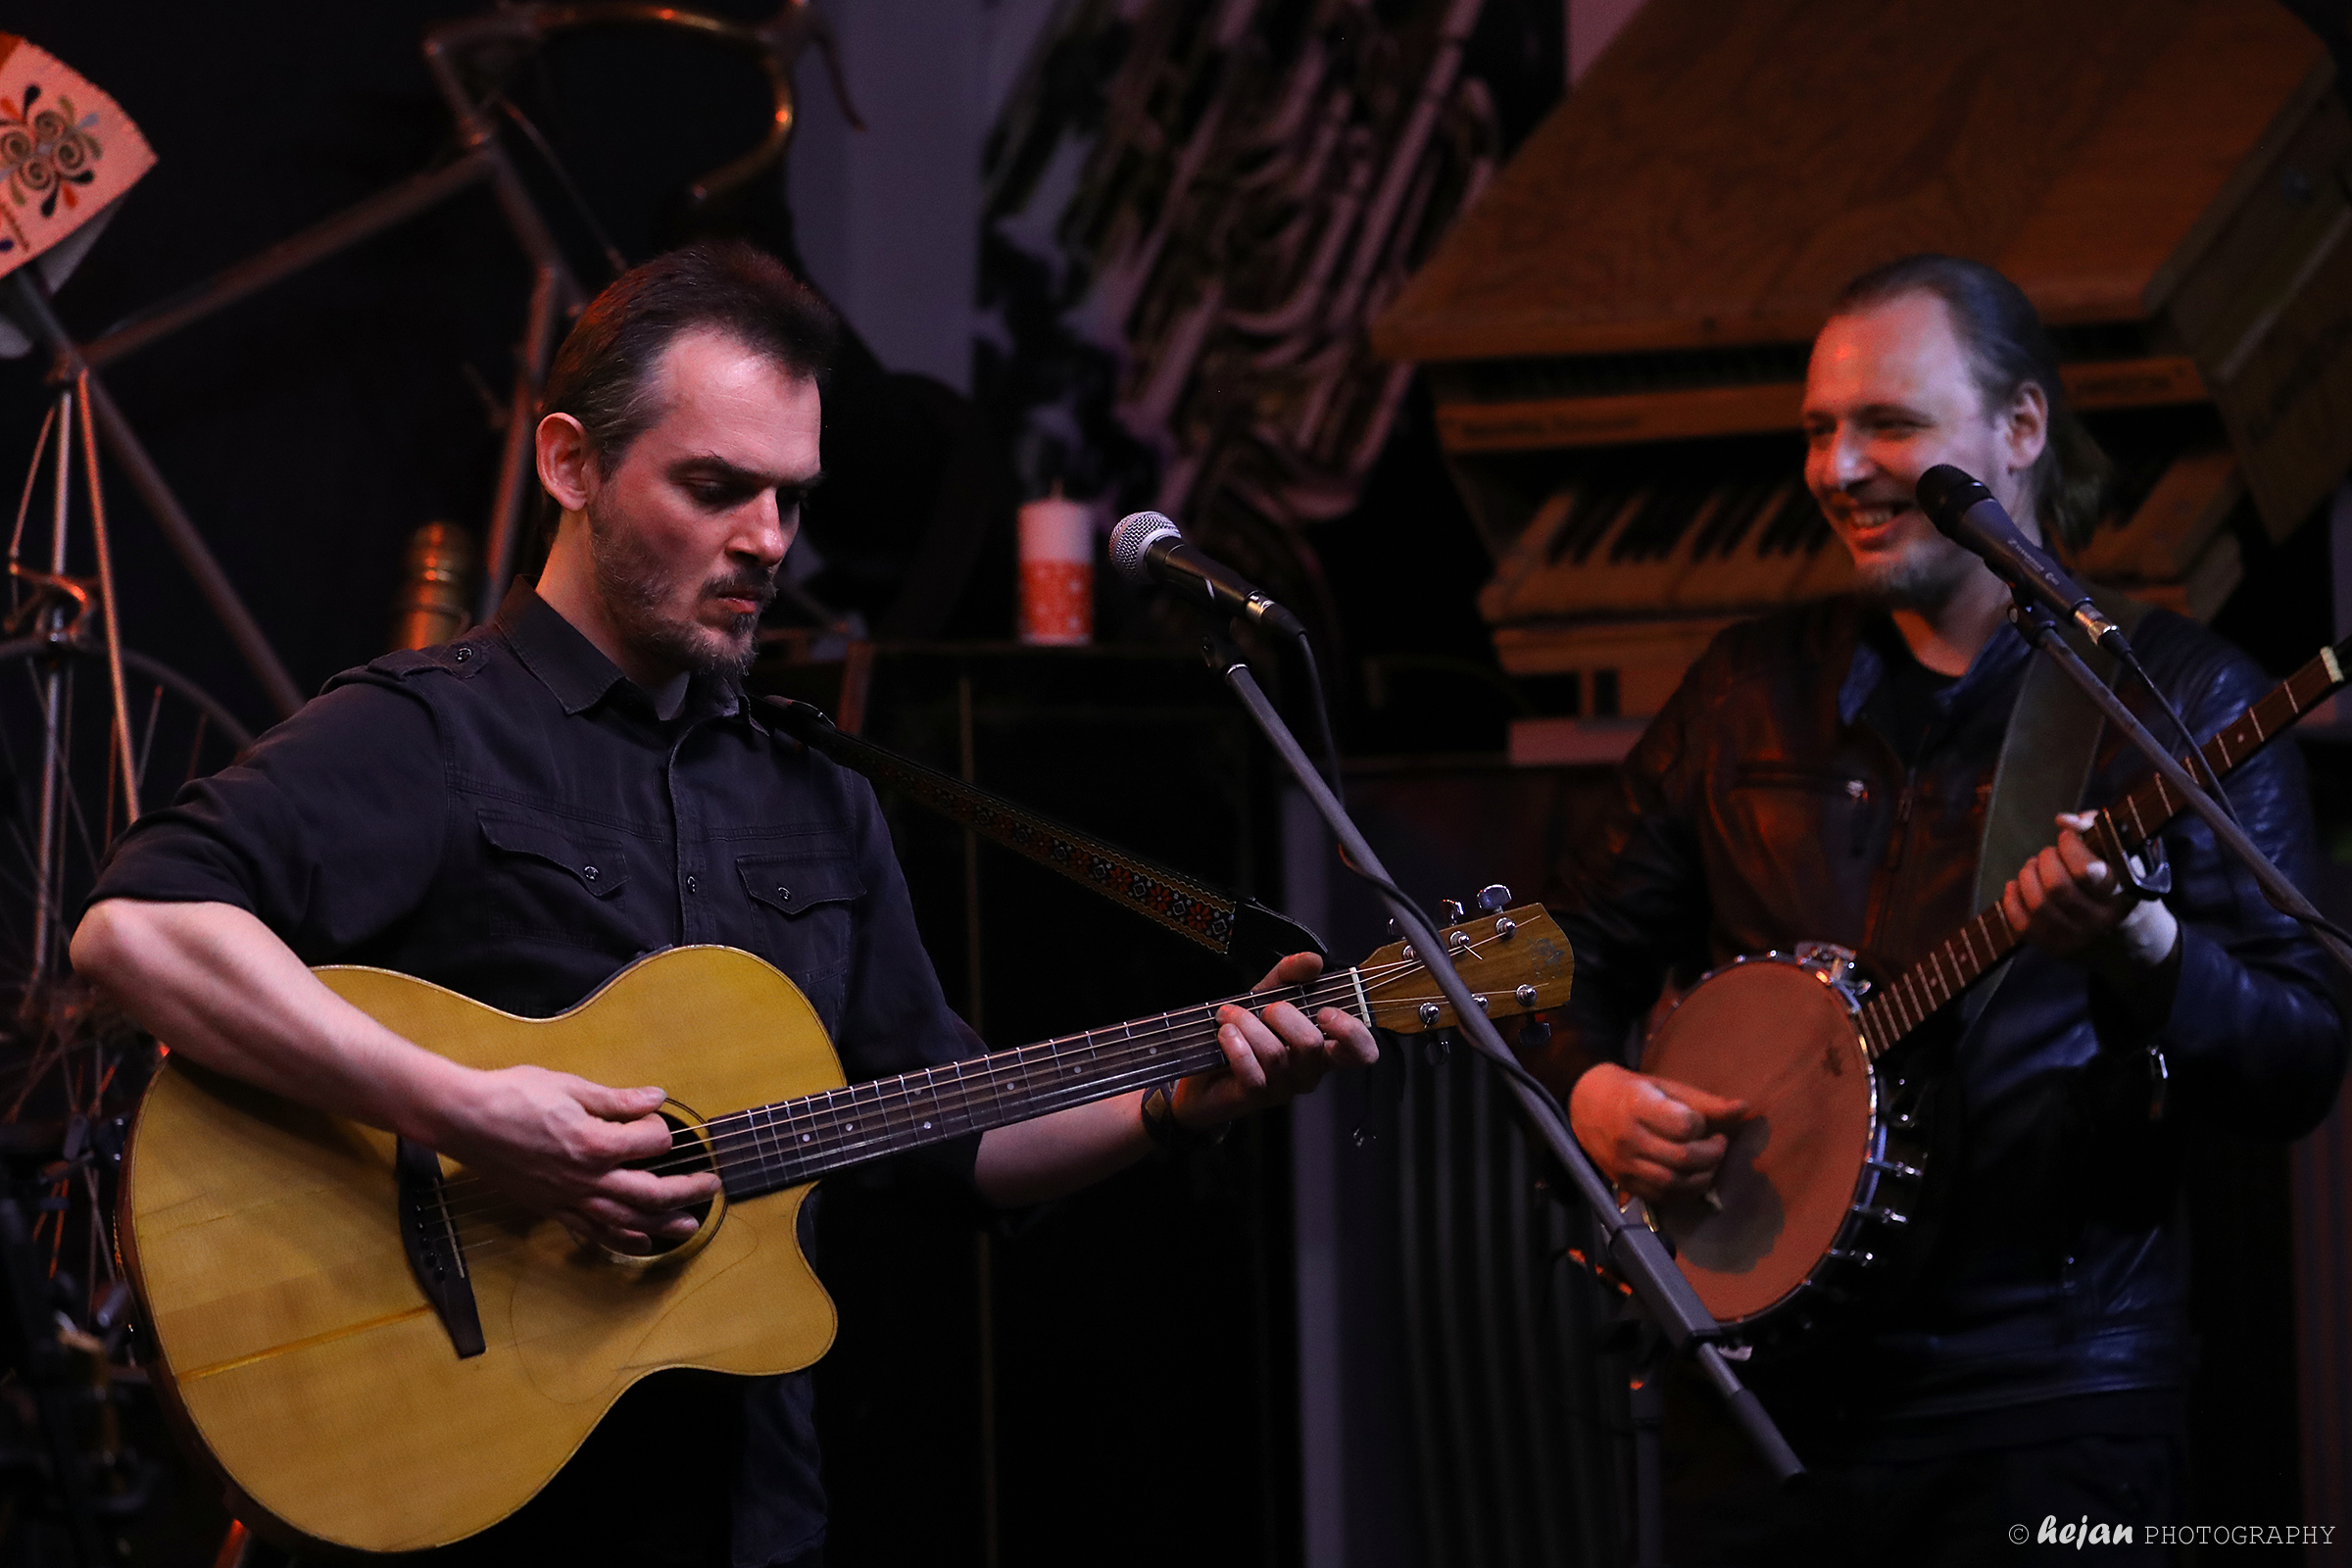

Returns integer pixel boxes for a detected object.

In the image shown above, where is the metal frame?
[6,1,844,714]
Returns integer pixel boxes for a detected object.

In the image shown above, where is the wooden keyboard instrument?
[1371,0,2352,751]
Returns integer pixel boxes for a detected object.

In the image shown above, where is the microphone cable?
[1292,628,1346,808]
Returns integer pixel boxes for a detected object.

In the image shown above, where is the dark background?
[0,0,1525,751]
[5,3,2344,1563]
[0,6,1518,1562]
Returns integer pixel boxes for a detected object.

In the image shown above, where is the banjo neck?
[1854,638,2349,1061]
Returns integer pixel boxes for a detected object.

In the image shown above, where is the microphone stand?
[2008,600,2352,979]
[1200,631,1803,1562]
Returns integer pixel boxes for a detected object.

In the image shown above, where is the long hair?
[1835,254,2110,552]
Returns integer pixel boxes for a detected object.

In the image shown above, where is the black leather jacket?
[1535,597,2344,1436]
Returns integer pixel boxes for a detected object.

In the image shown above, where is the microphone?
[1109,512,1304,636]
[1912,466,2128,654]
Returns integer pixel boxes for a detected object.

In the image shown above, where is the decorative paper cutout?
[0,34,155,282]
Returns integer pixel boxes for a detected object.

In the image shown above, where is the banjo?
[1639,634,2349,1346]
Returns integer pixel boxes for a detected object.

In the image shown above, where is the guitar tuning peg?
[1439,899,1467,924]
[1477,883,1512,913]
[1518,1018,1552,1051]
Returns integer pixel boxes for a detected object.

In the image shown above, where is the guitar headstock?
[1355,904,1574,1035]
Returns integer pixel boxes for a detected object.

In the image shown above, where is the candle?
[1018,494,1094,645]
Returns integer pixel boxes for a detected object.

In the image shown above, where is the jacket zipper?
[1883,769,1917,872]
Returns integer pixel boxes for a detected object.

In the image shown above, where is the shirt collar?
[1837,608,2031,729]
[493,581,749,724]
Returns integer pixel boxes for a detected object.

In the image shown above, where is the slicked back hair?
[1834,254,2110,552]
[540,240,839,486]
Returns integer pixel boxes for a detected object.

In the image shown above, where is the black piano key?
[1551,477,1642,566]
[1610,474,1715,563]
[1690,478,1776,561]
[1756,486,1831,557]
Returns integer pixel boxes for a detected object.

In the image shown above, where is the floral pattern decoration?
[0,81,101,226]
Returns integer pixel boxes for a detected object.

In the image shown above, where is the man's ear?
[535,413,596,513]
[2002,381,2050,477]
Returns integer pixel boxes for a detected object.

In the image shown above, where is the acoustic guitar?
[119,906,1572,1553]
[1639,638,2348,1346]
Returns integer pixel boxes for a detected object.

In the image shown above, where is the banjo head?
[1638,956,1877,1324]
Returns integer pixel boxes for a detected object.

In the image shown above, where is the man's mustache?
[706,572,779,612]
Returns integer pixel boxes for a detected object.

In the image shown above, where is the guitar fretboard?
[705,972,1368,1199]
[1855,639,2345,1059]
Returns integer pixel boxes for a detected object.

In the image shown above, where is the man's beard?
[585,495,776,679]
[1850,532,1979,616]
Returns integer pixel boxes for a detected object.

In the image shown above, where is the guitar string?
[428,938,1549,1244]
[427,991,1273,1240]
[1859,780,2170,1055]
[424,948,1450,1214]
[425,944,1527,1238]
[426,961,1469,1258]
[426,967,1355,1210]
[424,956,1456,1237]
[441,1050,1232,1263]
[1852,662,2314,1056]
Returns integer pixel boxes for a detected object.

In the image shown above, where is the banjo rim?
[1638,948,1904,1333]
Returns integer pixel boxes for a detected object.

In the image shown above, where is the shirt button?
[454,645,471,662]
[582,865,599,882]
[775,885,790,901]
[687,875,700,894]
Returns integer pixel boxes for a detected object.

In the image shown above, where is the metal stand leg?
[1631,1329,1667,1568]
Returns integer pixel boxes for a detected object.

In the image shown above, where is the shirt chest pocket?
[737,851,863,1024]
[476,810,631,910]
[1728,760,1876,857]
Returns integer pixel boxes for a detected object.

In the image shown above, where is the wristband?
[1140,1080,1230,1154]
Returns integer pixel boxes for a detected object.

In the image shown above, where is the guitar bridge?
[395,1138,485,1359]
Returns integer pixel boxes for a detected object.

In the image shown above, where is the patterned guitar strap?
[760,695,1325,976]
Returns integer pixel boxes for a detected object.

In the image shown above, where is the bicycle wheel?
[0,637,254,1532]
[0,636,254,992]
[0,635,253,1091]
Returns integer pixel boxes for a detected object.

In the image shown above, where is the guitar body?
[115,905,1578,1553]
[120,946,846,1555]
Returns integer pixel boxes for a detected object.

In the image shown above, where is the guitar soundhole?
[608,1105,724,1263]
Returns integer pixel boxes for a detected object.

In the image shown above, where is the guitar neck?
[1857,638,2348,1060]
[710,971,1371,1199]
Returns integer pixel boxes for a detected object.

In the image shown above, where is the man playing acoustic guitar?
[71,242,1376,1566]
[1529,255,2344,1561]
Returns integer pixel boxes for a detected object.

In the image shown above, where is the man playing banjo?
[1527,254,2344,1559]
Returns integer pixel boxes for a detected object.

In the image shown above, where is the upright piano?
[1371,0,2352,759]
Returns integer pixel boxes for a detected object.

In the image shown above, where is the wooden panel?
[1494,616,1735,678]
[1438,382,1802,452]
[1994,5,2326,322]
[2166,88,2352,537]
[2089,528,2242,623]
[1494,617,1739,721]
[2073,447,2239,581]
[1373,0,2237,362]
[2063,356,2208,410]
[1435,358,2205,455]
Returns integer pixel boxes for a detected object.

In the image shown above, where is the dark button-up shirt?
[90,584,979,1565]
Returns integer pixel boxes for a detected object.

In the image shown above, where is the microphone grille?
[1109,511,1181,584]
[1913,465,1991,529]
